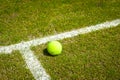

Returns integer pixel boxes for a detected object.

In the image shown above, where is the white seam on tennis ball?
[20,48,50,80]
[0,19,120,53]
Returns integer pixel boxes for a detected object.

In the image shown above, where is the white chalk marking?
[20,48,50,80]
[0,19,120,53]
[0,19,120,80]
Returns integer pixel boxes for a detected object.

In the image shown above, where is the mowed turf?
[32,26,120,80]
[0,0,120,46]
[0,0,120,80]
[0,51,35,80]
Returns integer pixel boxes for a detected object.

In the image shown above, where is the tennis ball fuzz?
[47,41,62,55]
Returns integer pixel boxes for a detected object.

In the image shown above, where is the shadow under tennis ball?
[43,49,56,57]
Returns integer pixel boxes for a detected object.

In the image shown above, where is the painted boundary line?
[0,19,120,80]
[20,48,50,80]
[0,19,120,53]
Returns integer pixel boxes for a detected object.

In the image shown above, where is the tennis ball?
[47,41,62,56]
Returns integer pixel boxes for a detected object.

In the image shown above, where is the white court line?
[20,48,50,80]
[0,19,120,80]
[0,19,120,53]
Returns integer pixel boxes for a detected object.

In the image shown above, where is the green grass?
[33,26,120,80]
[0,0,120,80]
[0,0,120,46]
[0,51,35,80]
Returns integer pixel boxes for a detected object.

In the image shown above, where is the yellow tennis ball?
[47,41,62,55]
